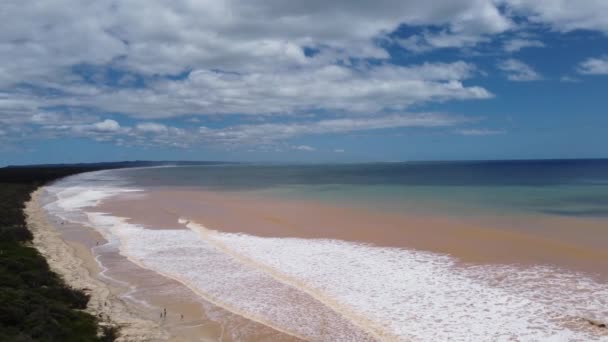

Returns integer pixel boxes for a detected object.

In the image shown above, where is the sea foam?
[196,227,608,341]
[43,173,608,341]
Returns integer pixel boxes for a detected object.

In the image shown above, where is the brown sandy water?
[100,188,608,280]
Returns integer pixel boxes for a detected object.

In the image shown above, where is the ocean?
[41,159,608,341]
[116,159,608,217]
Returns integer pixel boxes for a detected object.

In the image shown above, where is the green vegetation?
[0,166,117,341]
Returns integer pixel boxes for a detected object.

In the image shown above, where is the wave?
[43,173,608,341]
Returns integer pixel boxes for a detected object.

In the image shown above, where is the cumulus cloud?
[9,62,491,120]
[80,119,121,133]
[497,59,542,81]
[0,0,503,124]
[578,56,608,75]
[0,1,517,81]
[503,38,545,52]
[502,0,608,33]
[398,32,493,53]
[2,0,608,150]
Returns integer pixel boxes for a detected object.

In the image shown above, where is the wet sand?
[101,188,608,280]
[28,188,303,342]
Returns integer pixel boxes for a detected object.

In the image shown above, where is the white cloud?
[334,149,345,153]
[199,113,470,144]
[86,119,121,133]
[293,145,316,151]
[136,122,168,133]
[502,0,608,33]
[95,120,120,132]
[10,112,472,148]
[497,59,542,81]
[397,32,493,52]
[503,38,545,52]
[455,128,505,136]
[0,0,514,84]
[2,0,608,150]
[397,1,608,52]
[0,0,505,132]
[0,110,481,148]
[578,56,608,75]
[21,62,491,119]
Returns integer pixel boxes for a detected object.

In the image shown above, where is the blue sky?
[1,1,608,165]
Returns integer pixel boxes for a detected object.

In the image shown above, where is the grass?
[0,166,118,341]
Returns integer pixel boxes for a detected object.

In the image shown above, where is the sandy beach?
[27,187,304,341]
[25,189,168,341]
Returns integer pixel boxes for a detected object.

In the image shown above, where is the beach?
[30,164,608,341]
[26,187,324,341]
[25,189,169,341]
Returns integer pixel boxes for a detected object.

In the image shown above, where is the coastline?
[93,186,608,339]
[28,185,308,341]
[25,188,168,341]
[32,167,608,340]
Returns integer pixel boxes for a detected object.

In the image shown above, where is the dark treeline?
[0,165,118,341]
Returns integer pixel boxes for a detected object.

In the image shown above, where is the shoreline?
[31,174,608,340]
[25,188,168,341]
[92,186,608,339]
[29,185,307,341]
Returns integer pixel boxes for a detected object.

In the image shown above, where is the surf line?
[180,218,400,342]
[102,214,312,342]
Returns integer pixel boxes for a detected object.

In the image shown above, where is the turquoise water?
[115,159,608,218]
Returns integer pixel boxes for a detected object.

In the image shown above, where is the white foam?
[89,213,375,341]
[192,227,608,341]
[44,173,140,211]
[43,174,608,341]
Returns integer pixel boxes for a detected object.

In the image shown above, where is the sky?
[1,1,608,165]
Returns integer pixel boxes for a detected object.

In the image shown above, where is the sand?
[26,188,168,341]
[27,187,304,342]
